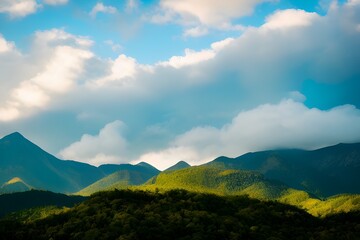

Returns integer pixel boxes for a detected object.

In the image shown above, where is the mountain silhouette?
[208,143,360,197]
[0,132,160,194]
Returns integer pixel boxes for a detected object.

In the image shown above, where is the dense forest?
[0,189,359,240]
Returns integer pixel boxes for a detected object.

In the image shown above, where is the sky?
[0,0,360,170]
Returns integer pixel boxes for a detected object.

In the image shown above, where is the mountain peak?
[165,161,191,171]
[136,162,157,169]
[1,132,26,142]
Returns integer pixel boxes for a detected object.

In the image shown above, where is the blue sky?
[0,0,360,170]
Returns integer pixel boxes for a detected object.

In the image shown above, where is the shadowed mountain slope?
[0,132,161,194]
[207,143,360,197]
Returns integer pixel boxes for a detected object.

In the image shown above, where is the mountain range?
[0,132,359,200]
[0,132,159,193]
[207,144,360,197]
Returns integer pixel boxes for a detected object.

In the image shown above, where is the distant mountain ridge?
[207,143,360,197]
[0,132,159,194]
[78,163,160,196]
[165,161,191,171]
[0,177,32,194]
[1,132,359,199]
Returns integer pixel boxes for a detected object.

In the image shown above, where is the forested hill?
[0,189,358,240]
[0,190,86,217]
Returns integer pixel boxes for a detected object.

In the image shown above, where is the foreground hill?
[0,190,86,217]
[138,165,360,216]
[208,143,360,197]
[0,132,159,193]
[0,189,358,240]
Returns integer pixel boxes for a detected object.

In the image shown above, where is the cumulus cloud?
[91,2,359,100]
[135,99,360,170]
[91,54,138,87]
[0,35,15,53]
[157,38,234,69]
[263,9,319,30]
[90,2,117,18]
[0,0,39,18]
[152,0,267,35]
[59,120,128,166]
[0,29,93,122]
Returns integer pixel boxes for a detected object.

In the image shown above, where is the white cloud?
[91,54,138,87]
[135,99,360,170]
[0,29,93,122]
[263,9,319,30]
[42,0,68,5]
[0,0,39,18]
[90,2,117,18]
[0,107,20,122]
[153,0,268,35]
[59,120,128,166]
[158,38,234,69]
[11,81,50,107]
[0,35,15,53]
[134,146,200,171]
[34,28,93,48]
[183,26,209,37]
[159,48,215,69]
[31,46,93,92]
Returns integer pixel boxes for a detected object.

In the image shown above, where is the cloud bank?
[135,99,360,170]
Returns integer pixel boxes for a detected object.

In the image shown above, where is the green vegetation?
[0,131,359,234]
[0,190,87,217]
[78,164,160,196]
[71,161,360,218]
[278,189,360,217]
[0,132,106,193]
[140,166,269,195]
[3,206,70,224]
[0,177,32,194]
[209,143,360,197]
[78,170,150,196]
[131,166,360,217]
[0,189,358,240]
[164,161,191,171]
[0,132,161,194]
